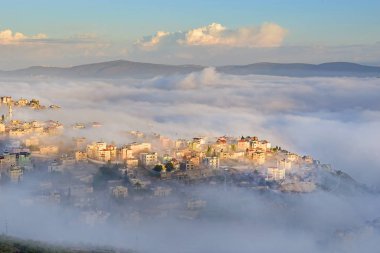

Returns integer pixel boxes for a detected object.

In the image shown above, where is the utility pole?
[224,168,229,192]
[4,219,8,235]
[8,102,12,121]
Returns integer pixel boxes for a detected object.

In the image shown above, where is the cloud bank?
[136,22,287,50]
[1,70,380,185]
[0,28,47,45]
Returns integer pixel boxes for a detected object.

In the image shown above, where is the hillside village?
[0,95,327,224]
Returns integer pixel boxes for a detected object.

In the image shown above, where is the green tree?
[153,164,164,172]
[165,162,175,172]
[206,145,212,156]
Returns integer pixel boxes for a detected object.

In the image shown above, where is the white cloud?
[0,28,47,45]
[136,31,171,50]
[0,29,26,44]
[181,22,287,47]
[136,22,287,50]
[181,22,227,46]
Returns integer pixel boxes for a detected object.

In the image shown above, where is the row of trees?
[152,162,175,173]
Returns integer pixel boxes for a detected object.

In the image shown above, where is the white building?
[9,165,23,182]
[153,186,172,197]
[266,167,286,181]
[303,155,314,164]
[278,159,292,171]
[286,153,299,162]
[203,156,220,169]
[140,152,158,167]
[111,186,128,198]
[48,161,64,173]
[187,199,207,209]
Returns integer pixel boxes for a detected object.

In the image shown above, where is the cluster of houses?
[0,119,63,138]
[0,139,32,183]
[1,96,60,110]
[0,94,317,187]
[74,133,317,184]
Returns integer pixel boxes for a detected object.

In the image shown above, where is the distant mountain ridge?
[1,60,379,79]
[1,60,204,79]
[218,62,380,77]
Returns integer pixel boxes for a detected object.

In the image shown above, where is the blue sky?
[0,0,380,68]
[2,0,380,44]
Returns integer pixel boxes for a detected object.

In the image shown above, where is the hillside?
[0,235,133,253]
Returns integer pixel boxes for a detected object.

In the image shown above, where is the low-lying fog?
[1,69,380,252]
[1,69,379,185]
[1,184,380,253]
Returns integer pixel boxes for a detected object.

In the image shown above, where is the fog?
[1,182,380,253]
[1,69,379,185]
[1,70,380,252]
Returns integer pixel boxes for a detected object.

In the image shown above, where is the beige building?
[86,142,106,159]
[40,145,59,155]
[256,140,271,151]
[128,142,151,155]
[193,137,206,145]
[160,136,172,148]
[9,129,32,137]
[120,147,134,160]
[0,153,17,169]
[25,137,39,147]
[16,98,29,106]
[250,140,259,149]
[86,142,117,162]
[0,96,12,104]
[237,139,250,151]
[98,149,111,162]
[251,151,266,165]
[126,158,139,168]
[75,151,88,161]
[175,139,189,149]
[229,151,245,160]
